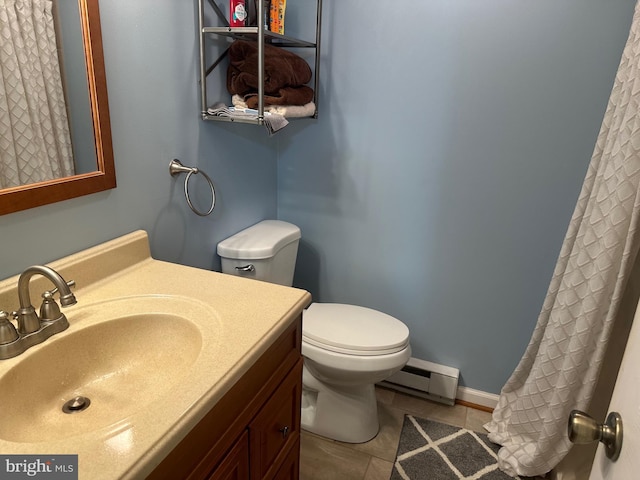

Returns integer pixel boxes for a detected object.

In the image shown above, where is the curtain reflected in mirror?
[0,0,76,188]
[0,0,115,215]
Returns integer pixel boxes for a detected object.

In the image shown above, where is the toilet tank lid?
[217,220,301,260]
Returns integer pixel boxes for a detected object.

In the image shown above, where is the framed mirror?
[0,0,115,215]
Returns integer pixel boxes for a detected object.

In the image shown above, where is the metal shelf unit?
[198,0,322,125]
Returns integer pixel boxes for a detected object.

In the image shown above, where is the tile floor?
[299,386,495,480]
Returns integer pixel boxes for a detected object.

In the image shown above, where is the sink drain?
[62,396,91,414]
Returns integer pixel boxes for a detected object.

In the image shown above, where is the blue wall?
[277,0,637,393]
[0,0,636,395]
[0,0,278,277]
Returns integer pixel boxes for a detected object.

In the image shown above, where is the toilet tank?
[217,220,301,286]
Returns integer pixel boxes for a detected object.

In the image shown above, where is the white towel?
[232,95,316,118]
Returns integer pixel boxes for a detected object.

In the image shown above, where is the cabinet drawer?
[249,359,302,480]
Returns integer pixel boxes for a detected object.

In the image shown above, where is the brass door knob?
[568,410,623,461]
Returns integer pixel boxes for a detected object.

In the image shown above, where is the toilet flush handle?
[235,264,255,273]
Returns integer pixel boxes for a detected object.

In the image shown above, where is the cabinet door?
[249,360,302,480]
[273,437,300,480]
[207,431,249,480]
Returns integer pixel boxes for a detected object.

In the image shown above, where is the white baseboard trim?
[456,386,499,410]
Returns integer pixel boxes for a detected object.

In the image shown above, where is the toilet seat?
[303,303,410,356]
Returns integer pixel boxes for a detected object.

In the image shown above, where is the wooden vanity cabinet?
[147,316,303,480]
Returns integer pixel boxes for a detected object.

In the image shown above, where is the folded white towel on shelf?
[232,95,316,118]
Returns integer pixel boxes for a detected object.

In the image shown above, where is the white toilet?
[217,220,411,443]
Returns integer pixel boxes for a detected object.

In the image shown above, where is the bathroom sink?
[0,295,214,443]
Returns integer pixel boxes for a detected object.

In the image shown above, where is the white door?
[588,298,640,480]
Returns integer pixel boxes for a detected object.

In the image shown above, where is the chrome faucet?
[0,265,77,359]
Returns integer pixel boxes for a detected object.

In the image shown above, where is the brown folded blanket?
[243,86,314,108]
[227,40,312,95]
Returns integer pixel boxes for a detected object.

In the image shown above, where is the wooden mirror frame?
[0,0,115,216]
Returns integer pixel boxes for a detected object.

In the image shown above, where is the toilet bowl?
[217,220,411,443]
[301,302,410,442]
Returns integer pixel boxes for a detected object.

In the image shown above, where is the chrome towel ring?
[169,159,216,216]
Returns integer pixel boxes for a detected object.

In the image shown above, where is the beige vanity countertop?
[0,230,311,479]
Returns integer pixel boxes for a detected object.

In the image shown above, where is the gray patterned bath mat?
[391,415,520,480]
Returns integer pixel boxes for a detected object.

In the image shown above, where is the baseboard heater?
[378,357,460,406]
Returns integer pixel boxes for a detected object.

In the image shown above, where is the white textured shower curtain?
[484,2,640,477]
[0,0,74,188]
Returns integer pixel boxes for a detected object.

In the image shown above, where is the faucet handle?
[0,311,19,345]
[39,291,63,321]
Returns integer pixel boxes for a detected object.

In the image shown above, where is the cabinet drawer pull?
[279,426,289,438]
